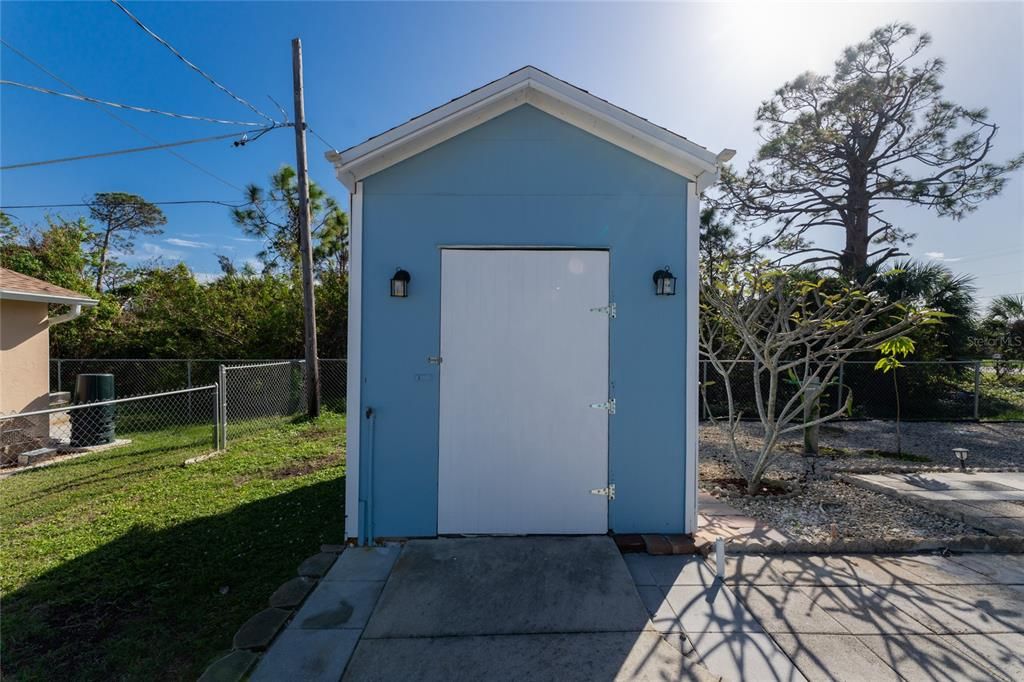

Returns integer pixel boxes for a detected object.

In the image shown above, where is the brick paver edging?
[198,544,347,682]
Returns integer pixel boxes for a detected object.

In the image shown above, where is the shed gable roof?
[327,66,728,192]
[0,268,98,306]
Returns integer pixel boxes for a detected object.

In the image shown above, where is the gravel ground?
[700,459,978,543]
[699,420,1024,471]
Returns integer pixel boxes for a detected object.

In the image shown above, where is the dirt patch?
[232,454,341,487]
[269,455,339,480]
[704,476,794,497]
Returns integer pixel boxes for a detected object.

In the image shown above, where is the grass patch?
[0,412,346,681]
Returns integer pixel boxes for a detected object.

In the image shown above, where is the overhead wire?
[1,128,277,170]
[1,199,255,210]
[0,38,246,192]
[110,0,276,125]
[1,80,266,126]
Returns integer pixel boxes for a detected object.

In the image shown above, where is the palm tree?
[877,261,978,359]
[985,295,1024,379]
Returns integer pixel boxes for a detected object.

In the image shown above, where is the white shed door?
[438,249,610,535]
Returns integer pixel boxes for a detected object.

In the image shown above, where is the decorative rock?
[198,649,259,682]
[232,608,292,651]
[321,543,346,554]
[269,576,316,609]
[641,534,672,556]
[297,552,336,578]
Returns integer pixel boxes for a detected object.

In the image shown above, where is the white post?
[715,537,726,580]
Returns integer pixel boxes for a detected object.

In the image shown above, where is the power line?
[0,38,245,192]
[1,80,265,126]
[1,199,254,210]
[1,127,277,171]
[110,0,276,125]
[307,124,339,152]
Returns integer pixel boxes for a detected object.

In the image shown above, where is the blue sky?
[2,1,1021,304]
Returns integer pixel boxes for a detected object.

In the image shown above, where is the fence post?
[973,360,981,420]
[57,359,63,393]
[186,360,194,421]
[218,364,228,450]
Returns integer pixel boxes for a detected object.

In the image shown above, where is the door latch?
[590,484,616,500]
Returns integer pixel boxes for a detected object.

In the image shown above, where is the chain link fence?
[50,358,346,410]
[219,361,306,445]
[4,358,348,467]
[1,386,218,467]
[700,359,1024,422]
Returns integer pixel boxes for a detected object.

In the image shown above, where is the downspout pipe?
[49,304,84,326]
[361,406,376,546]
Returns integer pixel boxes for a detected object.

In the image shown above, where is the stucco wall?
[360,104,688,536]
[1,300,50,441]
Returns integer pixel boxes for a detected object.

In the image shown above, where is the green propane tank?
[71,374,116,446]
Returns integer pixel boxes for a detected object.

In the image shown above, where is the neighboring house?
[330,67,733,543]
[0,268,97,449]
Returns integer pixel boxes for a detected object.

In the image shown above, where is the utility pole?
[292,37,321,418]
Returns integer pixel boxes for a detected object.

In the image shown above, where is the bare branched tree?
[699,261,946,493]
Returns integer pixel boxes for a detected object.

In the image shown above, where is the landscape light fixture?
[390,268,410,298]
[953,447,969,472]
[653,267,676,296]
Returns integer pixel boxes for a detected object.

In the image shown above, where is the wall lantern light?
[390,268,410,298]
[953,447,969,472]
[652,267,676,296]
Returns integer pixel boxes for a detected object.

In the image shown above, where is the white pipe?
[48,304,83,326]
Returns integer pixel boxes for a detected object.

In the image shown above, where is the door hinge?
[427,356,443,365]
[590,303,616,319]
[589,398,616,414]
[590,484,616,500]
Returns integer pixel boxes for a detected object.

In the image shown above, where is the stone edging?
[198,544,347,682]
[720,534,1024,555]
[831,464,1024,475]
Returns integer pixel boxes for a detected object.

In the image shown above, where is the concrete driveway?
[343,536,714,681]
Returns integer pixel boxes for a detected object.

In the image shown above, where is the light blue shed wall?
[360,104,688,537]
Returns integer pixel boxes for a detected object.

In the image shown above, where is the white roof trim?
[327,67,724,191]
[1,289,98,306]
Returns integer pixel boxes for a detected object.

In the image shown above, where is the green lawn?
[0,413,346,681]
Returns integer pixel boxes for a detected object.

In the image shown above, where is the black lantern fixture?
[652,267,676,296]
[390,268,410,298]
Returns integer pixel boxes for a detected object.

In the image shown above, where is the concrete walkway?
[345,536,715,681]
[848,472,1024,536]
[255,536,716,681]
[627,551,1024,681]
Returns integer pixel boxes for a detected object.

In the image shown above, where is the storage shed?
[328,67,732,543]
